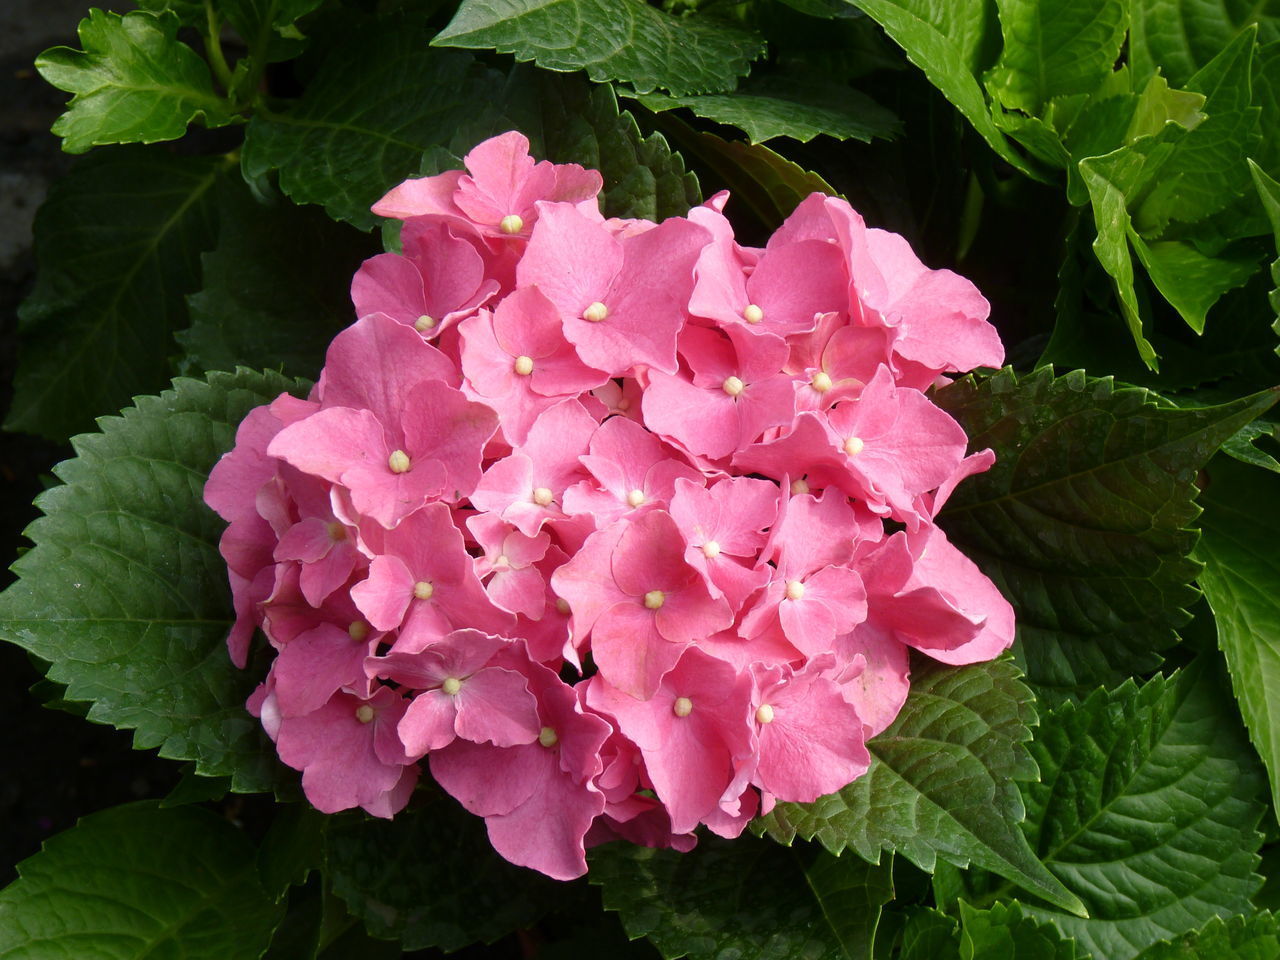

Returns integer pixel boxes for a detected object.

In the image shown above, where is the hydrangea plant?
[3,0,1280,957]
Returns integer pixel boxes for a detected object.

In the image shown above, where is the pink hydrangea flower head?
[207,133,1015,883]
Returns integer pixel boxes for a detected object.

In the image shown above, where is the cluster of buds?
[206,132,1014,879]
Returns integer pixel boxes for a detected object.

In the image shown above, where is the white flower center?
[756,704,775,724]
[811,371,833,393]
[532,486,554,506]
[513,355,534,376]
[355,705,374,724]
[722,376,745,396]
[785,580,805,600]
[493,554,510,570]
[388,449,412,474]
[626,488,646,507]
[843,436,864,456]
[441,677,462,695]
[644,590,666,610]
[673,696,693,717]
[743,303,764,324]
[348,620,369,642]
[701,540,721,559]
[499,214,524,235]
[538,726,558,747]
[583,301,609,323]
[790,477,810,495]
[413,580,434,600]
[414,315,437,332]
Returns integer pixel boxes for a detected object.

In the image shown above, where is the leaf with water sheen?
[934,367,1279,695]
[0,369,305,794]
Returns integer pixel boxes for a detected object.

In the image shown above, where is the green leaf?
[628,73,900,145]
[933,367,1280,694]
[1251,159,1280,325]
[258,805,325,900]
[756,658,1084,917]
[0,801,282,958]
[1131,912,1280,959]
[649,115,837,230]
[1198,456,1280,819]
[986,0,1129,115]
[178,182,377,378]
[1130,0,1280,88]
[9,147,226,440]
[1128,232,1261,334]
[0,368,306,794]
[325,792,563,952]
[1079,147,1159,366]
[958,901,1089,958]
[849,0,1036,176]
[899,910,961,960]
[1014,665,1266,960]
[1221,421,1280,473]
[161,763,231,807]
[36,9,236,153]
[1130,26,1261,237]
[432,0,765,96]
[591,834,895,960]
[242,16,509,229]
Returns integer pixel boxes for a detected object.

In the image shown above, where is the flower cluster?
[206,132,1014,880]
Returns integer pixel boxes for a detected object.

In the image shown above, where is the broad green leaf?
[1130,0,1279,87]
[179,182,377,378]
[222,0,326,60]
[432,0,765,96]
[1198,456,1280,817]
[257,805,325,900]
[591,835,895,960]
[1128,232,1260,334]
[757,658,1085,917]
[849,0,1037,176]
[0,801,281,958]
[1132,912,1280,959]
[242,17,509,229]
[0,369,306,794]
[1253,41,1280,179]
[1130,27,1260,236]
[36,9,236,153]
[899,910,961,960]
[325,792,563,951]
[986,0,1128,115]
[161,763,231,807]
[1252,159,1280,325]
[1014,665,1266,959]
[933,367,1279,694]
[628,74,900,145]
[9,147,225,440]
[958,901,1088,958]
[651,117,837,230]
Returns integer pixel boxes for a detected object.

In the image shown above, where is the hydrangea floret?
[205,130,1014,881]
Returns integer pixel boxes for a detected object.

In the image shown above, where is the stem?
[232,0,281,110]
[203,0,235,94]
